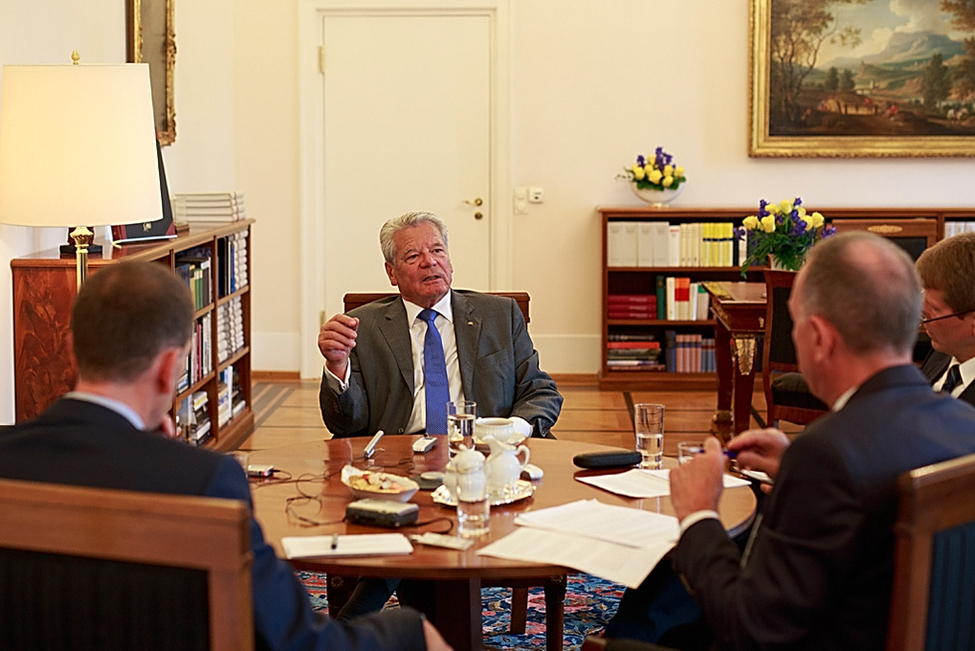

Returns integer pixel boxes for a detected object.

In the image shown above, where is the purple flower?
[636,155,646,167]
[794,197,803,206]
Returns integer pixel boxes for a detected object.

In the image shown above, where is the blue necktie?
[419,308,449,435]
[941,364,963,395]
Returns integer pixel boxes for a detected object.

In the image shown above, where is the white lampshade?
[0,63,162,228]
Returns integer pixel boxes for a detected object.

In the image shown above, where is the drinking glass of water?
[447,400,476,455]
[634,403,665,470]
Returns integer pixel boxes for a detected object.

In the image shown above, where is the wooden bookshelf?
[11,220,254,451]
[598,206,969,391]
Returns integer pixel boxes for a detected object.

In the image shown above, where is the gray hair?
[799,231,922,356]
[379,211,450,264]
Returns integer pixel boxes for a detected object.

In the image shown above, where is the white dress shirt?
[933,355,975,397]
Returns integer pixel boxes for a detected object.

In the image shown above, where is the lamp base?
[60,242,103,255]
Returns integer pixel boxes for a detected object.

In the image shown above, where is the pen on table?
[686,446,738,459]
[331,533,339,550]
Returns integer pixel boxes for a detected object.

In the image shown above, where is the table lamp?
[0,53,162,287]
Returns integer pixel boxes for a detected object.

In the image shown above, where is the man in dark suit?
[0,261,451,651]
[609,232,975,650]
[318,210,562,438]
[916,232,975,407]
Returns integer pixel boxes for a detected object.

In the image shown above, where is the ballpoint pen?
[331,533,339,550]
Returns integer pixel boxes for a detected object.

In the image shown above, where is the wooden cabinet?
[11,220,254,451]
[598,206,971,391]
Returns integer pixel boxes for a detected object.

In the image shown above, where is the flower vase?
[768,254,803,271]
[630,183,683,208]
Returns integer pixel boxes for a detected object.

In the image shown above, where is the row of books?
[944,221,975,238]
[217,297,246,363]
[606,332,716,373]
[665,333,717,373]
[607,221,749,268]
[608,279,711,322]
[217,366,246,428]
[173,192,247,224]
[606,337,663,370]
[177,313,213,393]
[175,248,213,310]
[217,232,249,297]
[177,391,211,447]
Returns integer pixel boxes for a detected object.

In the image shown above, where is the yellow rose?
[662,175,674,188]
[760,215,776,233]
[811,212,825,228]
[644,164,655,175]
[780,199,793,214]
[742,216,759,230]
[796,206,807,219]
[675,166,685,177]
[767,203,780,215]
[632,166,646,181]
[648,169,663,184]
[799,217,811,231]
[663,165,674,176]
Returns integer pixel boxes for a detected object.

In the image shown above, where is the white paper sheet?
[476,527,674,589]
[514,499,679,548]
[576,468,751,499]
[281,533,413,559]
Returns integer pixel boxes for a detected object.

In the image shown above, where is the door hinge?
[318,46,326,74]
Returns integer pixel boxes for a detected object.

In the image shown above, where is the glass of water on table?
[634,403,665,470]
[447,400,476,455]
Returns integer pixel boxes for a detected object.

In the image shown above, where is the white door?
[322,12,490,299]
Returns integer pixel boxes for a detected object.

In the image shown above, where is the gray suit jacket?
[921,349,975,408]
[320,290,563,438]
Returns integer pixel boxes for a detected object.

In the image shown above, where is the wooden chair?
[343,291,531,323]
[581,636,675,650]
[762,270,828,427]
[887,452,975,651]
[0,478,253,651]
[338,291,564,642]
[831,218,938,261]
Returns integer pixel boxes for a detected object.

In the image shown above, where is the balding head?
[795,231,922,358]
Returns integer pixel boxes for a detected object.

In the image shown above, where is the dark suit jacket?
[921,349,975,407]
[319,290,563,438]
[0,399,426,651]
[673,365,975,651]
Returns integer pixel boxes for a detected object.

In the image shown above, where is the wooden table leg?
[731,335,758,435]
[544,574,567,651]
[714,318,733,412]
[419,578,483,651]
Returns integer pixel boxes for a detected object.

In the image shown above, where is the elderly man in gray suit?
[318,210,562,439]
[316,210,563,620]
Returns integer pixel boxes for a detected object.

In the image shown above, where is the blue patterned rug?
[297,571,624,650]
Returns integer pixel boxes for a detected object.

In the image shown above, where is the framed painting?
[126,0,176,145]
[749,0,975,157]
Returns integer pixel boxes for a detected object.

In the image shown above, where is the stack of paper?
[576,468,750,499]
[282,533,413,559]
[173,192,246,223]
[476,499,679,588]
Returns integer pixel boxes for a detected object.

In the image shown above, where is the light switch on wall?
[514,187,528,214]
[528,187,544,203]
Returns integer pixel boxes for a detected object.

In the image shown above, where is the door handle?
[464,198,483,207]
[474,211,483,220]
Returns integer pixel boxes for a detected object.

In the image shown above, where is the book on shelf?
[608,219,743,269]
[607,333,658,342]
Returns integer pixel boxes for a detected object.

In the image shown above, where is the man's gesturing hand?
[317,314,360,379]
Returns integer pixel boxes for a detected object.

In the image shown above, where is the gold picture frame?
[126,0,176,146]
[749,0,975,157]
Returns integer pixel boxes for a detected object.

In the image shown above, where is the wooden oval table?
[249,436,756,651]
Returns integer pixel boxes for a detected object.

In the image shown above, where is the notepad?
[281,533,413,559]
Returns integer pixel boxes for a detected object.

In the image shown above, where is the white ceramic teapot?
[442,444,489,503]
[485,436,531,501]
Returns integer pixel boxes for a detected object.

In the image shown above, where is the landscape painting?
[750,0,975,156]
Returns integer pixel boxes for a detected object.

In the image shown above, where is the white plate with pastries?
[341,465,419,502]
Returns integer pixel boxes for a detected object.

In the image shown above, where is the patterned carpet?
[297,571,624,650]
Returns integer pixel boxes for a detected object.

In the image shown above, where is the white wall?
[0,0,236,423]
[3,0,975,421]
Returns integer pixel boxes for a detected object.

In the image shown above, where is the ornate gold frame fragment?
[126,0,176,145]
